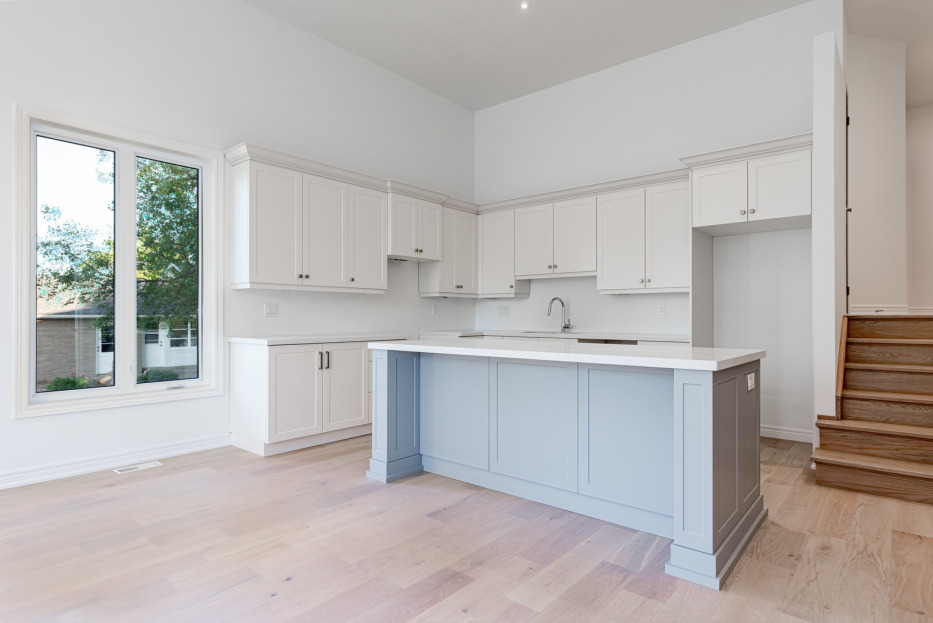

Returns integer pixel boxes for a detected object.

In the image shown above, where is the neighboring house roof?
[36,297,107,319]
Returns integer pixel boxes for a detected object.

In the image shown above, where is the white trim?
[478,169,689,213]
[0,434,231,490]
[908,307,933,314]
[679,133,814,167]
[847,304,911,315]
[386,179,449,204]
[760,425,814,444]
[231,425,372,457]
[16,104,224,418]
[225,143,388,192]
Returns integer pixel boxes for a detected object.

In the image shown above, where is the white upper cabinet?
[515,197,596,278]
[478,210,529,298]
[388,194,442,261]
[554,196,598,275]
[691,161,748,228]
[597,181,689,294]
[304,174,349,288]
[684,135,812,235]
[228,146,388,293]
[748,149,812,222]
[514,203,554,277]
[597,188,646,292]
[348,185,388,290]
[243,162,304,287]
[419,208,477,296]
[646,181,690,290]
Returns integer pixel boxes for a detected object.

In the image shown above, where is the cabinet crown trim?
[386,180,449,205]
[478,168,689,213]
[225,143,387,192]
[679,133,813,168]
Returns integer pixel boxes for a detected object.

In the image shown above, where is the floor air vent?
[113,461,163,474]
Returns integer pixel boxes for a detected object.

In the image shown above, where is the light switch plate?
[746,372,756,391]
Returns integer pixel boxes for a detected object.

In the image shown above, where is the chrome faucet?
[547,297,571,333]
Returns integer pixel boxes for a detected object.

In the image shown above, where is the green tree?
[37,153,199,334]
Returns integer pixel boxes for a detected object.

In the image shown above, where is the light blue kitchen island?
[366,338,766,590]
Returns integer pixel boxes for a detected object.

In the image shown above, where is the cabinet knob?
[509,285,514,289]
[646,278,651,283]
[639,278,644,283]
[553,265,557,269]
[749,209,756,214]
[548,265,553,269]
[740,210,746,215]
[350,277,355,282]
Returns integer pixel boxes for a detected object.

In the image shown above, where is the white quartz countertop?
[229,333,412,346]
[418,329,690,342]
[368,338,765,371]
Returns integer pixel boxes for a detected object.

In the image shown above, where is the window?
[18,108,221,416]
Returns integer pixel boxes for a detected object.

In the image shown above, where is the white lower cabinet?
[230,340,373,456]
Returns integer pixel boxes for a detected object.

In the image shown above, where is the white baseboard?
[760,425,813,444]
[848,304,910,315]
[232,424,372,457]
[909,307,933,314]
[0,434,232,491]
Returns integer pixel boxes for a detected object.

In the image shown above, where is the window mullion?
[113,148,138,391]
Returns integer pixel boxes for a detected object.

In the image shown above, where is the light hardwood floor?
[2,436,932,622]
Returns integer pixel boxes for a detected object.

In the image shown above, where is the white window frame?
[15,105,223,417]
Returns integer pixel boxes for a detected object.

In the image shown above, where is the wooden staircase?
[812,315,933,503]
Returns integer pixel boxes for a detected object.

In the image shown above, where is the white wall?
[714,230,814,440]
[811,32,848,426]
[846,34,908,313]
[0,0,475,486]
[474,279,689,335]
[474,0,840,204]
[906,104,933,312]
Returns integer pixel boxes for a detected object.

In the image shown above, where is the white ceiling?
[242,0,811,110]
[846,0,933,107]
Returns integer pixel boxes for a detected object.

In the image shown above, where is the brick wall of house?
[35,317,99,389]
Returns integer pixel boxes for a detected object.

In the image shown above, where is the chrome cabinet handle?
[646,278,651,283]
[740,210,746,215]
[639,278,644,283]
[749,209,756,214]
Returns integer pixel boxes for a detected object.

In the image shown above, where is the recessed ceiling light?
[520,2,531,10]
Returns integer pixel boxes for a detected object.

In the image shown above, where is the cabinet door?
[418,201,443,261]
[269,344,323,442]
[514,203,554,277]
[249,162,303,286]
[691,161,748,227]
[456,212,478,294]
[437,208,459,292]
[479,211,516,295]
[388,194,417,258]
[323,342,369,432]
[554,196,597,274]
[597,189,645,291]
[748,149,811,221]
[304,175,348,288]
[646,181,690,289]
[348,186,387,290]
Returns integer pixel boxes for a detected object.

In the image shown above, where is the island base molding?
[368,347,765,590]
[666,496,767,590]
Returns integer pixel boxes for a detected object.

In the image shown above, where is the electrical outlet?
[263,303,278,318]
[498,304,510,317]
[746,372,756,391]
[658,304,666,315]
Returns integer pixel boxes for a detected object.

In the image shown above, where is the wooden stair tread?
[848,338,933,345]
[841,389,933,405]
[844,362,933,373]
[817,418,933,440]
[847,315,933,319]
[812,448,933,480]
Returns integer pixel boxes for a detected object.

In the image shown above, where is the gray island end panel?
[366,339,766,590]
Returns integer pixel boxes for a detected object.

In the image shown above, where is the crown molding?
[224,143,387,192]
[442,197,479,213]
[679,133,813,168]
[385,180,450,204]
[478,168,689,213]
